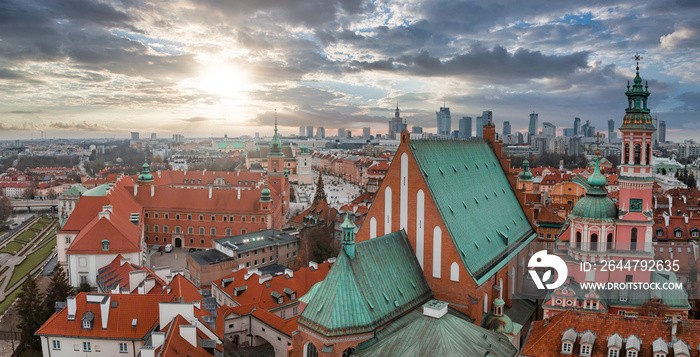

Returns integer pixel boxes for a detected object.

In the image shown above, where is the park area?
[0,217,57,316]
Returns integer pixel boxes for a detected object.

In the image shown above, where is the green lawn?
[30,222,46,231]
[39,217,52,224]
[5,238,56,291]
[40,232,56,245]
[15,230,37,243]
[0,242,23,255]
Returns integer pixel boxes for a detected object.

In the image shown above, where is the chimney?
[151,332,165,349]
[67,296,76,320]
[285,268,293,278]
[140,346,155,357]
[209,186,212,199]
[309,261,318,270]
[180,324,197,347]
[100,296,110,329]
[98,211,110,220]
[237,188,241,200]
[134,183,138,196]
[120,257,130,266]
[144,278,156,294]
[154,266,171,283]
[422,300,448,319]
[151,185,155,197]
[129,270,147,292]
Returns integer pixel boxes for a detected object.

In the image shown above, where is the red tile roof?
[251,308,299,337]
[165,274,204,302]
[97,255,167,293]
[133,184,274,213]
[36,293,175,339]
[157,314,220,357]
[522,310,700,357]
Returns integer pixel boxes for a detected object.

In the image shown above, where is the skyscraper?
[542,122,556,137]
[573,117,581,136]
[338,128,345,138]
[389,104,405,139]
[130,132,139,141]
[528,112,538,136]
[411,126,423,133]
[436,105,451,136]
[306,126,313,138]
[362,127,371,140]
[459,117,472,138]
[316,127,325,139]
[476,111,491,138]
[299,126,305,137]
[607,119,616,142]
[658,120,666,144]
[581,120,590,137]
[502,121,511,136]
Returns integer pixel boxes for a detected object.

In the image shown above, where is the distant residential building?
[502,120,511,136]
[255,132,260,139]
[131,132,140,141]
[150,133,157,141]
[299,126,305,137]
[337,128,345,138]
[567,137,582,156]
[528,112,538,136]
[315,127,325,139]
[607,119,616,142]
[346,130,352,138]
[563,128,575,137]
[680,140,700,159]
[436,106,451,136]
[362,127,371,140]
[411,126,423,134]
[459,116,472,138]
[542,122,556,137]
[172,134,184,143]
[658,119,666,144]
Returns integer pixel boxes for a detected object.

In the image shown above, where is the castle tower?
[617,55,655,251]
[137,155,154,183]
[267,111,285,175]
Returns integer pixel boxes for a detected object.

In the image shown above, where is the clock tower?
[616,54,655,252]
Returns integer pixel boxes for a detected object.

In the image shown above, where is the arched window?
[576,231,582,249]
[450,262,459,282]
[432,226,442,278]
[483,293,489,313]
[499,278,504,299]
[341,347,355,357]
[607,233,614,250]
[646,144,651,165]
[656,228,664,237]
[590,233,598,251]
[634,144,641,165]
[631,228,638,251]
[624,143,630,163]
[304,342,318,357]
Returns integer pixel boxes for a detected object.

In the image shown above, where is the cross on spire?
[633,52,643,70]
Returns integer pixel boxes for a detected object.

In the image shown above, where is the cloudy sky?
[1,0,699,141]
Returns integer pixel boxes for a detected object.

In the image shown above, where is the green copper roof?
[621,67,655,131]
[518,159,533,181]
[353,302,517,357]
[298,230,432,337]
[341,212,355,229]
[61,184,87,197]
[409,139,536,285]
[217,142,245,149]
[260,182,271,202]
[83,183,109,197]
[268,115,284,157]
[138,157,154,182]
[571,158,616,221]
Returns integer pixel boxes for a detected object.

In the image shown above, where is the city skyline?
[1,0,700,141]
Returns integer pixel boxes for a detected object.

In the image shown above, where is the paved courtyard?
[149,246,188,272]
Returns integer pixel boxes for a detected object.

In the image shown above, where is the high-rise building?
[459,117,472,138]
[306,126,313,138]
[346,130,352,138]
[573,117,581,136]
[362,127,371,140]
[150,133,157,141]
[563,128,575,137]
[542,122,556,137]
[607,119,616,142]
[130,132,139,141]
[528,113,538,136]
[389,104,405,139]
[316,127,325,139]
[255,132,260,139]
[658,120,666,144]
[581,120,590,137]
[436,106,451,136]
[502,121,511,136]
[587,125,596,138]
[475,116,483,138]
[411,126,423,134]
[172,134,184,143]
[338,128,345,138]
[299,126,305,137]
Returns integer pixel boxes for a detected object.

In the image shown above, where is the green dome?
[571,157,616,221]
[483,312,514,335]
[260,182,272,202]
[519,160,533,181]
[138,156,154,183]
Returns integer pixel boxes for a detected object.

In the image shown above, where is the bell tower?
[617,53,655,250]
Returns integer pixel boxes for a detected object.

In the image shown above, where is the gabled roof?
[157,314,220,357]
[408,139,536,284]
[36,293,175,339]
[250,308,299,337]
[166,274,204,302]
[96,255,166,293]
[298,230,432,337]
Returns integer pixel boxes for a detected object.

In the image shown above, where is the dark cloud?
[348,45,590,81]
[2,109,42,114]
[674,92,700,111]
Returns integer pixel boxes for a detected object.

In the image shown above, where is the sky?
[1,0,699,141]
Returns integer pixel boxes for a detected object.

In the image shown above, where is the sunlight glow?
[192,63,250,98]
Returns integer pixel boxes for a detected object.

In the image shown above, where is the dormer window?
[81,311,94,329]
[627,351,638,357]
[609,349,620,357]
[581,344,591,356]
[674,228,683,238]
[101,240,109,251]
[562,342,572,354]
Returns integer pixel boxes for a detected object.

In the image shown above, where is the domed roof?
[519,159,533,181]
[483,311,515,335]
[570,158,616,221]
